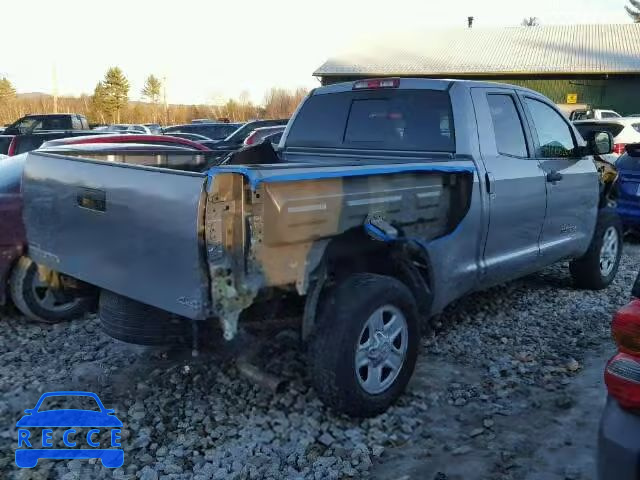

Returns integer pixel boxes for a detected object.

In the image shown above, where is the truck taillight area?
[352,78,400,90]
[607,299,640,410]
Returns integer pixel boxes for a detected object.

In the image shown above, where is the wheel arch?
[301,228,434,340]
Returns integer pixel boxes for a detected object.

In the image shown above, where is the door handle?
[485,172,495,194]
[546,171,563,183]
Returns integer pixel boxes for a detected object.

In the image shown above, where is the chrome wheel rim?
[599,226,619,277]
[31,274,80,312]
[355,305,408,395]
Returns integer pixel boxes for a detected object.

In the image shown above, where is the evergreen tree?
[627,0,640,22]
[142,74,162,104]
[91,82,107,123]
[101,67,129,122]
[0,77,17,102]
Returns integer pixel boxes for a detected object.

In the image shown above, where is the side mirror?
[589,131,613,155]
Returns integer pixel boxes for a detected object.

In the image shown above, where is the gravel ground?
[0,241,637,480]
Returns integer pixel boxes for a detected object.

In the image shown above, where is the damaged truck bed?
[22,78,620,416]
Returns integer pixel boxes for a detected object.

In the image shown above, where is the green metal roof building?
[314,24,640,115]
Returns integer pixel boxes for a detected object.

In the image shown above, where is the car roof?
[43,143,196,152]
[252,125,286,132]
[312,77,542,96]
[574,118,640,125]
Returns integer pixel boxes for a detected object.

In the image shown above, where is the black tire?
[9,256,94,323]
[570,209,623,290]
[99,290,192,346]
[308,273,419,417]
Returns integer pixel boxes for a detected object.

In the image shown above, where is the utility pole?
[52,64,58,113]
[162,75,169,125]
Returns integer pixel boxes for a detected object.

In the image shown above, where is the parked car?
[162,132,212,142]
[41,134,211,152]
[203,119,288,157]
[163,122,242,141]
[104,124,152,134]
[612,144,640,229]
[569,109,622,121]
[3,114,90,135]
[598,269,640,479]
[22,78,621,416]
[574,118,640,163]
[0,153,95,322]
[143,123,162,134]
[0,138,212,323]
[243,125,287,146]
[0,130,115,157]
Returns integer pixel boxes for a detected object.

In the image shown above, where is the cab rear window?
[287,89,455,152]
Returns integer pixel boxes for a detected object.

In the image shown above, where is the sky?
[1,0,632,105]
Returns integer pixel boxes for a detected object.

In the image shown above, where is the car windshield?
[106,125,131,132]
[7,116,70,133]
[37,395,101,412]
[164,124,240,140]
[224,121,286,143]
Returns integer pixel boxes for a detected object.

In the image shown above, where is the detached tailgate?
[22,152,210,319]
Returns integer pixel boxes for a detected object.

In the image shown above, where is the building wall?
[498,77,640,115]
[320,75,640,115]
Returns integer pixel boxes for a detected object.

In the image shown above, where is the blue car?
[15,391,123,468]
[616,144,640,227]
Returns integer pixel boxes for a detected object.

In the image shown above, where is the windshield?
[287,89,455,152]
[7,116,71,133]
[36,395,101,412]
[225,120,287,143]
[106,125,131,132]
[164,124,240,140]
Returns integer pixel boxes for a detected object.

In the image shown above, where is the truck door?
[518,94,599,262]
[470,88,547,283]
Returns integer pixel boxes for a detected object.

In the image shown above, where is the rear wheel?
[9,256,94,323]
[99,290,191,345]
[570,209,623,290]
[308,273,419,417]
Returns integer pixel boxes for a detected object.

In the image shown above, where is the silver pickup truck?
[22,78,622,416]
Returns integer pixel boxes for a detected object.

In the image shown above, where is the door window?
[524,98,576,158]
[487,94,528,158]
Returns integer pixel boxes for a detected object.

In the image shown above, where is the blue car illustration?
[16,391,124,468]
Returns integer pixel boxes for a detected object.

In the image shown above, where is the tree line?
[0,67,309,126]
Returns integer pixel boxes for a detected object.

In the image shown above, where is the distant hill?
[17,92,53,100]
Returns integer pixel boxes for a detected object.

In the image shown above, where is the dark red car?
[0,135,211,322]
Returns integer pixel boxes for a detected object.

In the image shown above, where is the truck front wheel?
[570,209,623,290]
[308,273,419,417]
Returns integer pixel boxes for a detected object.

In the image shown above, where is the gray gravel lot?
[0,242,637,480]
